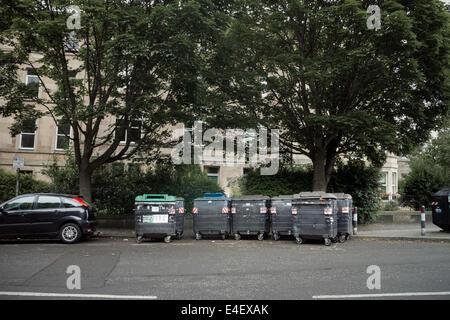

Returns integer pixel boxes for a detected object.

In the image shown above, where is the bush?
[0,168,51,203]
[239,160,382,224]
[399,127,450,210]
[328,160,382,224]
[43,157,222,215]
[399,157,449,210]
[240,165,313,197]
[382,200,400,211]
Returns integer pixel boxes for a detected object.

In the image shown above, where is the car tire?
[59,223,82,244]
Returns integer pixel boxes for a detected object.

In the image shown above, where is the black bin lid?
[433,187,450,197]
[232,195,270,201]
[332,193,352,200]
[271,195,293,201]
[293,191,337,199]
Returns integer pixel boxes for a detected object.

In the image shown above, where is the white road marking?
[0,291,157,299]
[313,291,450,299]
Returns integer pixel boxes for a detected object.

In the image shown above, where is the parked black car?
[0,193,97,244]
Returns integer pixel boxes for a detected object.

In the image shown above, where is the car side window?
[36,196,61,209]
[4,196,35,211]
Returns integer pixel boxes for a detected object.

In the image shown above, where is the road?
[0,237,449,300]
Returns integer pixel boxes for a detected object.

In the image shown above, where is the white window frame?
[380,171,388,194]
[19,120,36,150]
[25,69,40,99]
[55,120,72,151]
[392,172,397,194]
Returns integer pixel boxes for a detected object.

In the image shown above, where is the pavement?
[95,222,450,243]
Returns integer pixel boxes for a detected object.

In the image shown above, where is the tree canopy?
[207,0,450,190]
[0,0,227,201]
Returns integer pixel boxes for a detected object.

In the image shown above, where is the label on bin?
[151,206,160,212]
[292,208,297,215]
[270,207,276,214]
[260,207,267,214]
[342,207,349,213]
[143,214,168,223]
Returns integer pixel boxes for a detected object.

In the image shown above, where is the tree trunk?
[312,153,328,191]
[79,168,93,203]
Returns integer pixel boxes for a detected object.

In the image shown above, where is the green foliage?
[400,126,450,210]
[43,158,222,215]
[239,160,382,224]
[0,168,51,203]
[240,165,313,197]
[328,160,382,224]
[382,200,400,212]
[208,0,450,190]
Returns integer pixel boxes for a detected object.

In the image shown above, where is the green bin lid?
[135,194,177,202]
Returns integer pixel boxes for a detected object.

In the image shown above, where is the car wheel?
[59,223,82,244]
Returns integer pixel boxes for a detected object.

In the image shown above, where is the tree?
[400,124,450,209]
[208,0,450,190]
[0,0,222,202]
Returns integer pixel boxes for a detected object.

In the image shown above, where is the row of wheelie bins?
[192,192,353,246]
[133,192,353,246]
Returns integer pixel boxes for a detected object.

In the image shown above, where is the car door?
[0,196,36,237]
[27,195,62,235]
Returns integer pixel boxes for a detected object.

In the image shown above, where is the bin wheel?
[136,235,143,243]
[295,237,303,245]
[195,233,202,240]
[176,233,182,240]
[331,237,338,243]
[234,233,241,241]
[273,233,280,241]
[222,234,226,240]
[164,236,171,243]
[257,233,264,241]
[324,238,332,246]
[345,234,350,241]
[338,235,346,243]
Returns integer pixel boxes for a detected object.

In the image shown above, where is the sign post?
[13,157,24,197]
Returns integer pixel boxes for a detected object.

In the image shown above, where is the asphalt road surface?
[0,237,449,300]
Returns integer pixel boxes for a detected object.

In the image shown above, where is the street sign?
[13,157,24,169]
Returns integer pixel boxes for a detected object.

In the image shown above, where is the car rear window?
[62,197,91,208]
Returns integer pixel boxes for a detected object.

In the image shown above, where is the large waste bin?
[431,186,450,231]
[333,193,353,242]
[134,194,177,243]
[231,195,270,241]
[292,192,338,246]
[193,193,231,240]
[175,197,185,239]
[270,195,294,240]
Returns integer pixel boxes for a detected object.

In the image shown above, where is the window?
[205,166,219,183]
[115,119,141,144]
[36,196,61,209]
[26,68,40,98]
[392,172,397,194]
[4,196,35,211]
[63,198,83,208]
[55,120,71,150]
[20,120,36,149]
